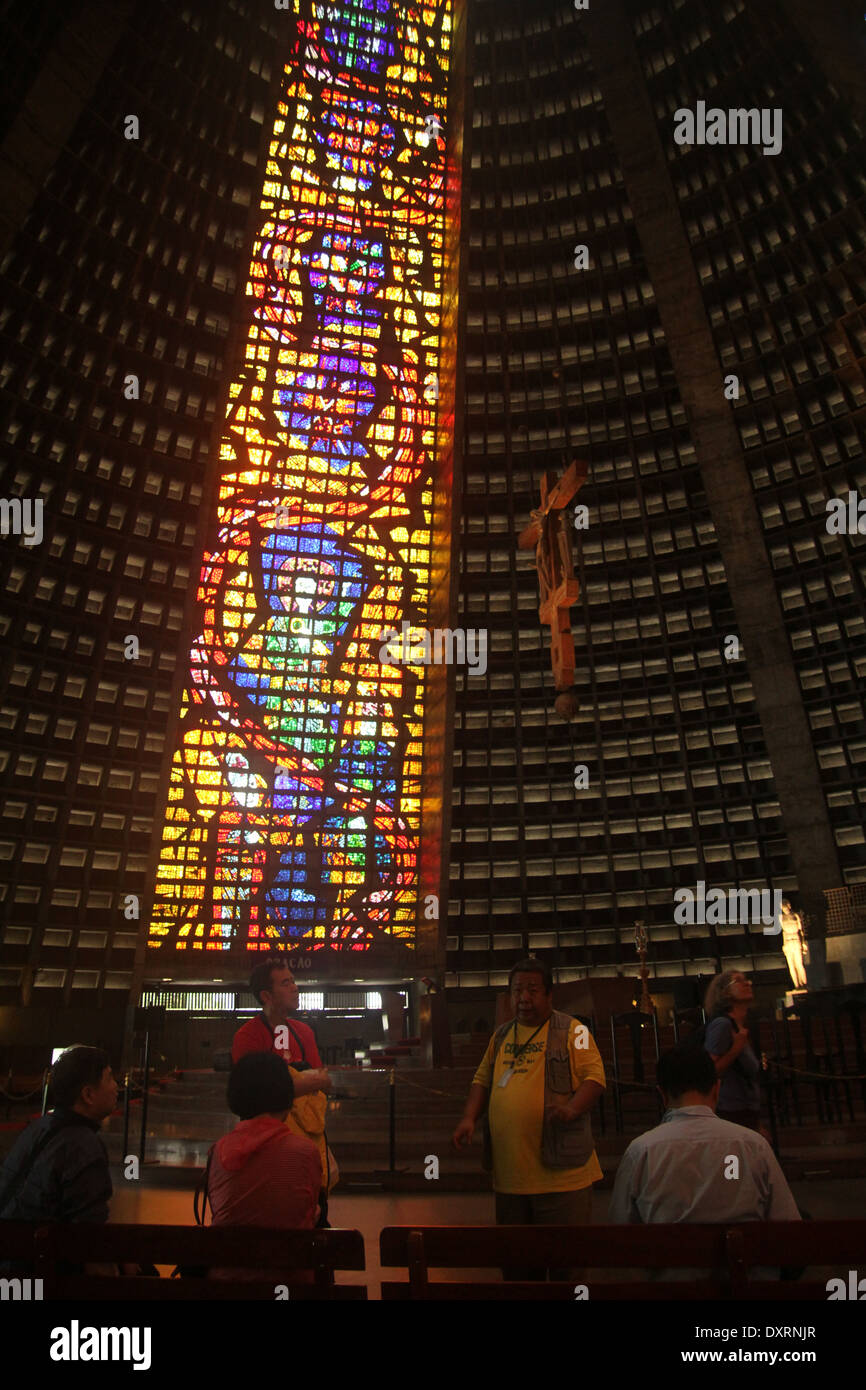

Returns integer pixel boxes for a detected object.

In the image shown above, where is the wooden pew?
[727,1220,866,1298]
[0,1222,366,1299]
[379,1221,866,1300]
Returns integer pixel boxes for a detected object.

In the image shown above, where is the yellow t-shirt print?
[473,1017,606,1195]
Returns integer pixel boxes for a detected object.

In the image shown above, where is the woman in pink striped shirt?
[208,1053,322,1279]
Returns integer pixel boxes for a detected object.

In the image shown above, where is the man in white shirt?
[609,1043,801,1226]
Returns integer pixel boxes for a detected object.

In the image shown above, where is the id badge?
[498,1068,513,1088]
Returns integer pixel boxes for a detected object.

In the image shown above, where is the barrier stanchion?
[762,1053,780,1154]
[122,1067,131,1160]
[388,1067,396,1173]
[138,1032,150,1166]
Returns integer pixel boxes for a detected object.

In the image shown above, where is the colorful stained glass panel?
[148,0,456,953]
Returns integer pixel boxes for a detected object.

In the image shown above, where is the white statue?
[779,899,808,989]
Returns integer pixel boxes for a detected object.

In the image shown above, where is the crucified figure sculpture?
[518,460,588,716]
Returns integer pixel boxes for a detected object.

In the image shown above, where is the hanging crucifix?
[518,459,588,717]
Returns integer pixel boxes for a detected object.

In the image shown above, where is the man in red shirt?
[232,957,331,1099]
[232,957,334,1218]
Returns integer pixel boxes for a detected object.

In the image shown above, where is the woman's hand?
[729,1026,750,1055]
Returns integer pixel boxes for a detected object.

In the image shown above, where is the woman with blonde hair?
[702,970,763,1132]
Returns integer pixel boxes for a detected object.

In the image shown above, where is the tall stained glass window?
[149,0,457,954]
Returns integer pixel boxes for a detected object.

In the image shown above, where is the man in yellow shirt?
[453,958,605,1275]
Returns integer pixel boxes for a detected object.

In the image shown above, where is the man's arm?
[557,1078,604,1121]
[0,1127,37,1217]
[453,1035,494,1149]
[555,1021,606,1122]
[763,1147,802,1222]
[291,1067,331,1096]
[59,1149,112,1224]
[452,1082,488,1147]
[462,1082,489,1124]
[608,1144,642,1224]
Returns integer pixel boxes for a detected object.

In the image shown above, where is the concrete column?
[584,0,842,941]
[419,986,453,1067]
[380,989,406,1045]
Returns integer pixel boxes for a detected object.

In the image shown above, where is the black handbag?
[170,1145,214,1278]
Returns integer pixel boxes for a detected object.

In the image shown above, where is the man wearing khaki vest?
[453,957,605,1276]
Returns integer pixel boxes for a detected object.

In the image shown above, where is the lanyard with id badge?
[498,1018,545,1086]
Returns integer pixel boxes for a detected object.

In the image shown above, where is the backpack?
[264,1017,337,1201]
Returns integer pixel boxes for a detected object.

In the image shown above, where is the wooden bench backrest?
[42,1221,365,1269]
[1,1222,367,1300]
[380,1223,730,1267]
[379,1221,866,1301]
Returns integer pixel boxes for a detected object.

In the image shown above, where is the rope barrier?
[362,1071,656,1099]
[765,1059,866,1083]
[363,1071,662,1097]
[356,1072,467,1100]
[0,1084,44,1101]
[365,1065,866,1097]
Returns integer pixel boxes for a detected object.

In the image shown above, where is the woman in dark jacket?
[702,971,763,1132]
